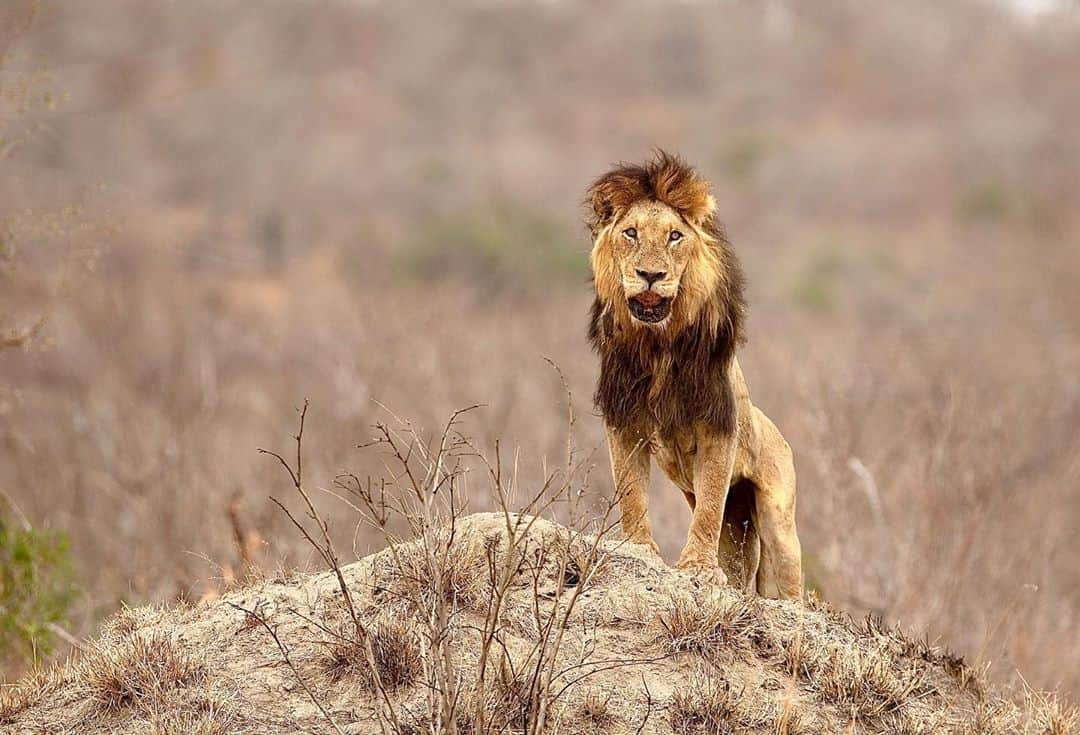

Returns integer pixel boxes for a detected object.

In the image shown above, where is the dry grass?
[656,591,1007,733]
[577,688,617,731]
[0,664,66,724]
[658,590,756,659]
[1024,688,1080,735]
[76,632,205,714]
[668,665,784,734]
[371,528,489,615]
[808,641,931,721]
[140,689,242,735]
[547,532,612,591]
[323,615,422,691]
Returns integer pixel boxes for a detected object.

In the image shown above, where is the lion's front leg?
[606,425,659,554]
[677,431,737,581]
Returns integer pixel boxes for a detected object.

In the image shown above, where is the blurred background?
[1,0,1077,696]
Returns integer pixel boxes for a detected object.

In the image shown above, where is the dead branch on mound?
[225,601,345,735]
[257,360,639,734]
[258,400,399,735]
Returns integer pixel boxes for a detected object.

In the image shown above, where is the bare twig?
[259,401,398,735]
[225,601,345,735]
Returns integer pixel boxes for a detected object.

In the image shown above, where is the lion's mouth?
[628,292,672,323]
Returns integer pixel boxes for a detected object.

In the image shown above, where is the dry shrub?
[324,615,422,692]
[373,528,488,614]
[809,641,931,720]
[668,665,781,734]
[144,691,239,735]
[256,394,624,735]
[77,632,206,713]
[658,590,756,659]
[578,688,616,730]
[0,664,66,724]
[1024,688,1079,735]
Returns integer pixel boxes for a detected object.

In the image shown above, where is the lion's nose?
[636,269,667,287]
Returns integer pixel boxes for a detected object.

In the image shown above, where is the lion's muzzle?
[628,292,672,323]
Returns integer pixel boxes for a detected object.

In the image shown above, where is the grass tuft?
[1025,688,1079,735]
[373,529,488,614]
[77,632,205,713]
[809,641,931,720]
[324,616,422,692]
[669,665,778,734]
[578,688,616,730]
[0,665,66,724]
[658,590,755,659]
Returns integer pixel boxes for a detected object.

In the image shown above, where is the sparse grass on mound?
[669,664,811,735]
[0,664,67,724]
[323,615,422,691]
[658,590,756,659]
[3,515,1078,734]
[77,631,206,714]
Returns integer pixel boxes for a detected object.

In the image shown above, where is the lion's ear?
[692,194,718,225]
[589,186,615,231]
[587,169,646,234]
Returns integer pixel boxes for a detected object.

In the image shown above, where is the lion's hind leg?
[718,479,760,594]
[749,409,803,600]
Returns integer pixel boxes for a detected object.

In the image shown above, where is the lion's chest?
[649,431,697,494]
[647,416,753,494]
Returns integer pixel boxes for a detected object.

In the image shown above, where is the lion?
[586,152,803,600]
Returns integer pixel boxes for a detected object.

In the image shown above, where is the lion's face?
[597,199,702,327]
[588,152,742,342]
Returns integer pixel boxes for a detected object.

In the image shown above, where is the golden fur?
[586,152,803,599]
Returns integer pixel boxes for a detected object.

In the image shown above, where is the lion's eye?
[669,230,683,243]
[623,228,638,240]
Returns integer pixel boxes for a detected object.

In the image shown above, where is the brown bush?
[323,616,422,692]
[77,632,205,714]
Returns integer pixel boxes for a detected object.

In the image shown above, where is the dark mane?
[587,284,743,438]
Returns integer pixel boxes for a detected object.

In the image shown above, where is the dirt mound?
[3,513,1074,734]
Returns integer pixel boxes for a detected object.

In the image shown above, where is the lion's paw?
[676,554,729,587]
[640,539,662,557]
[626,535,661,557]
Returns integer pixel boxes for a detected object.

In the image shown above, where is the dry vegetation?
[1,0,1078,715]
[9,400,1072,733]
[4,508,1076,733]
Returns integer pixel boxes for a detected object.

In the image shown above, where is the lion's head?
[586,151,744,343]
[586,152,746,437]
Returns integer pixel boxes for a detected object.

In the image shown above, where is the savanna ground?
[1,0,1078,706]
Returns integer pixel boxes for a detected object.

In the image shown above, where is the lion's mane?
[586,152,746,438]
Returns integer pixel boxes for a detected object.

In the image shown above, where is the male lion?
[586,152,803,599]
